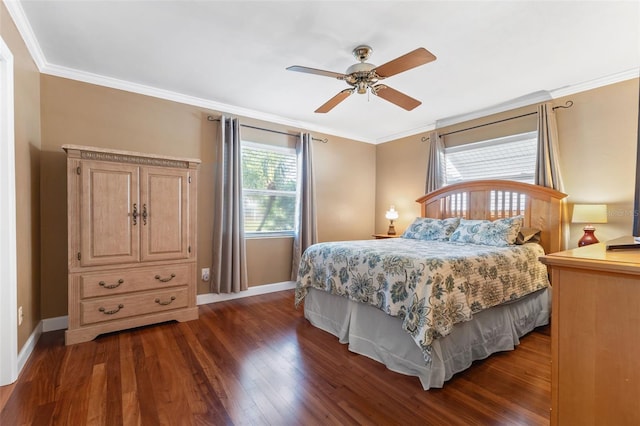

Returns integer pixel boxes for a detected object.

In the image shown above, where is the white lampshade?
[571,204,608,224]
[385,206,399,220]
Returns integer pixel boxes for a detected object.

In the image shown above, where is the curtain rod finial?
[552,100,573,111]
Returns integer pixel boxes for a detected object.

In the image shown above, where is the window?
[241,141,297,236]
[444,131,537,185]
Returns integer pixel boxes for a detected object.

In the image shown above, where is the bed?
[295,179,567,389]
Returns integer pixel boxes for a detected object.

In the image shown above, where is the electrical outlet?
[18,306,23,326]
[201,268,210,282]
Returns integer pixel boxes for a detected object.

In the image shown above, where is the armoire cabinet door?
[139,167,190,262]
[80,161,140,266]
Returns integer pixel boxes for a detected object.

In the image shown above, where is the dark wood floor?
[1,289,551,425]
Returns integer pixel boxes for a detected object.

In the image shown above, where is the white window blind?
[241,141,297,236]
[444,131,537,185]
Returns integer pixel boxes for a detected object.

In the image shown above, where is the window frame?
[241,140,297,239]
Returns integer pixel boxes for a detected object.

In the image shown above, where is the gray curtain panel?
[291,133,318,281]
[535,102,564,191]
[212,116,248,293]
[535,102,568,249]
[425,131,444,193]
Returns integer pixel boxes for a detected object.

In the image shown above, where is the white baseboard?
[196,281,296,305]
[40,281,297,333]
[17,321,42,375]
[42,315,68,332]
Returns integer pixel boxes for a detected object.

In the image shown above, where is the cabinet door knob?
[142,204,148,225]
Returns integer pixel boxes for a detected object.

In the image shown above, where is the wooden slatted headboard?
[416,180,568,254]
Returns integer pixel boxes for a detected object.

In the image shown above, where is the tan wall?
[376,79,639,250]
[556,79,639,245]
[1,3,42,351]
[40,76,376,317]
[314,134,376,242]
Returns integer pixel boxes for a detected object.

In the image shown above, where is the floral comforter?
[295,238,549,359]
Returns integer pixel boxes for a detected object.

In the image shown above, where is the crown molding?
[3,0,46,70]
[405,68,640,143]
[434,90,553,129]
[375,122,437,144]
[550,67,640,98]
[41,62,374,144]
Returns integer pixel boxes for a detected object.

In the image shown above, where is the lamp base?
[578,226,599,247]
[387,223,396,235]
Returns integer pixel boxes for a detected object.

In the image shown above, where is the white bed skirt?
[303,287,551,390]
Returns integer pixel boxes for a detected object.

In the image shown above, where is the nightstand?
[372,234,400,239]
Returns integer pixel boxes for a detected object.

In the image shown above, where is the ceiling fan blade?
[315,89,353,113]
[374,47,436,78]
[286,65,345,80]
[373,85,421,111]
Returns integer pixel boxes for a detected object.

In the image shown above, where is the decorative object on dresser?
[571,203,608,246]
[539,239,640,426]
[63,145,200,345]
[385,205,399,235]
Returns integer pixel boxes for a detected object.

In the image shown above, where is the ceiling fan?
[286,45,436,113]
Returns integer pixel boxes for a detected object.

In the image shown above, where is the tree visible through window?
[241,142,297,235]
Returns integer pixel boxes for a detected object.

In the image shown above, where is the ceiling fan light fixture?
[345,62,376,75]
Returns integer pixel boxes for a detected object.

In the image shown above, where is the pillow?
[401,217,461,241]
[449,215,524,247]
[516,227,542,245]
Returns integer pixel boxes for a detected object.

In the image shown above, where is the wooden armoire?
[63,145,200,345]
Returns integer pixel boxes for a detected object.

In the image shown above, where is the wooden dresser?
[64,145,200,345]
[539,239,640,426]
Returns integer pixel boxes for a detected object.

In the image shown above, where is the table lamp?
[385,205,399,235]
[572,204,608,246]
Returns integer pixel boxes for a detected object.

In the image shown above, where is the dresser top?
[540,236,640,275]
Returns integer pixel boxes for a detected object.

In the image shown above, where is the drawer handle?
[155,296,176,306]
[99,279,124,289]
[99,304,124,315]
[154,273,176,283]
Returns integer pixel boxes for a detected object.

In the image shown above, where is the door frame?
[0,35,18,385]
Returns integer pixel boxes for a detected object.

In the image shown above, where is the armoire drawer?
[80,287,189,325]
[79,264,190,299]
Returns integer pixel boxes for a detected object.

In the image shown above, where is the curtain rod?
[207,115,328,143]
[421,100,574,142]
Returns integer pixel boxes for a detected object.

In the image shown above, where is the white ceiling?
[8,0,640,144]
